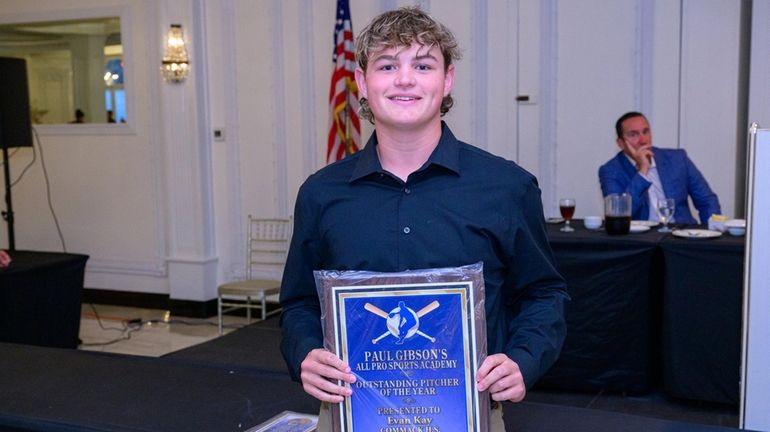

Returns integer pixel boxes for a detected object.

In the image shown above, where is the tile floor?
[78,303,250,357]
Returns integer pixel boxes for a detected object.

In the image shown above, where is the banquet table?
[660,233,744,404]
[0,250,89,349]
[538,221,744,404]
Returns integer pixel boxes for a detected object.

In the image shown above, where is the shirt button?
[404,188,411,194]
[403,227,411,234]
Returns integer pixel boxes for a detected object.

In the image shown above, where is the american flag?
[327,0,361,164]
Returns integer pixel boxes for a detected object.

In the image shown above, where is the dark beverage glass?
[558,198,576,232]
[604,193,632,235]
[605,215,631,235]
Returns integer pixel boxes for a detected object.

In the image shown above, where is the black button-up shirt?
[280,123,568,388]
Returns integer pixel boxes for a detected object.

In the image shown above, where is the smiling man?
[280,7,568,431]
[598,111,721,225]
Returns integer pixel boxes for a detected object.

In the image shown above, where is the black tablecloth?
[660,234,744,404]
[164,315,289,375]
[0,250,89,349]
[0,342,746,432]
[539,223,744,403]
[0,342,320,432]
[538,224,665,393]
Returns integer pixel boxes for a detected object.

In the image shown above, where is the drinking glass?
[604,193,632,235]
[559,198,576,232]
[657,198,676,233]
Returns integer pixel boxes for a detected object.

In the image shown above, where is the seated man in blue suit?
[598,111,721,225]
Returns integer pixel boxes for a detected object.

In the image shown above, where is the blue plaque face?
[332,282,481,432]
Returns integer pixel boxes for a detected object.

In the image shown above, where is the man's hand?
[619,139,653,175]
[476,353,526,403]
[0,250,10,268]
[300,348,357,403]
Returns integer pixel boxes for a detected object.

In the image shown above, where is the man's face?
[617,115,652,153]
[355,43,454,132]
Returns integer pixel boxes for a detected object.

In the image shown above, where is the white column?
[159,0,218,302]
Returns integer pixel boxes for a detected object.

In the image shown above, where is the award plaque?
[314,263,489,432]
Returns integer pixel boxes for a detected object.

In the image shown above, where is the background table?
[660,234,744,404]
[538,222,744,404]
[537,224,665,393]
[0,250,89,349]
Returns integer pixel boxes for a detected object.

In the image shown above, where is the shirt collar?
[350,121,461,182]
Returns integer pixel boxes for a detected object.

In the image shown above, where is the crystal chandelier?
[161,24,189,83]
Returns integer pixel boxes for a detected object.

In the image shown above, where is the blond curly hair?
[355,6,461,124]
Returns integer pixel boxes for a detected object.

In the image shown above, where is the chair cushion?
[218,279,280,296]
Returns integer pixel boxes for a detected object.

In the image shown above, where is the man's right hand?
[300,348,357,403]
[0,250,10,268]
[620,140,653,175]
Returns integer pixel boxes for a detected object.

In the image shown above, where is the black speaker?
[0,57,33,149]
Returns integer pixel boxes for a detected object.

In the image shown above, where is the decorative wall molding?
[87,258,167,276]
[144,0,171,287]
[270,1,289,218]
[221,0,246,283]
[166,255,219,265]
[636,0,655,114]
[299,0,319,179]
[539,0,558,216]
[748,0,770,127]
[193,0,216,257]
[471,0,488,151]
[35,123,136,136]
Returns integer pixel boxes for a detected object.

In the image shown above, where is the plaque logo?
[364,300,440,345]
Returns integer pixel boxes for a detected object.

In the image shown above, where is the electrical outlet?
[213,128,226,141]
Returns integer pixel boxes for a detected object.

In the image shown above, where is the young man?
[598,111,721,225]
[280,7,568,430]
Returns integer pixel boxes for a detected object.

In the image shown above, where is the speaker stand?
[1,136,15,251]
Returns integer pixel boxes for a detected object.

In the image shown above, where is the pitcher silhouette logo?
[364,300,440,345]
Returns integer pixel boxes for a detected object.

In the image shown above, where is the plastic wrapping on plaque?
[246,410,318,432]
[314,262,489,432]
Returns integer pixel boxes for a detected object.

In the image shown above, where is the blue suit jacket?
[598,147,721,225]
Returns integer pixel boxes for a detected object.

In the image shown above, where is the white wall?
[0,0,171,294]
[0,0,753,301]
[552,0,743,219]
[749,0,770,129]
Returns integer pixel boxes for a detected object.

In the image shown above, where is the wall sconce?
[161,24,189,83]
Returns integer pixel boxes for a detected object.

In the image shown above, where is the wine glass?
[657,198,675,233]
[559,198,576,232]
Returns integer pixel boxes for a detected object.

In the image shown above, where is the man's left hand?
[475,353,526,403]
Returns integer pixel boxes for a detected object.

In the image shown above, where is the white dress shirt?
[626,155,670,222]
